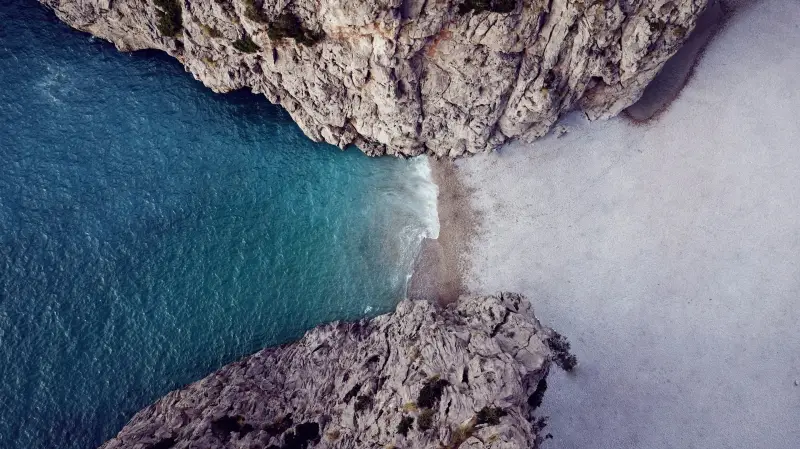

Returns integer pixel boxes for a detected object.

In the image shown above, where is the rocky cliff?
[42,0,708,157]
[99,293,575,449]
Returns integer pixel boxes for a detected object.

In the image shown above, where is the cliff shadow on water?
[0,2,438,449]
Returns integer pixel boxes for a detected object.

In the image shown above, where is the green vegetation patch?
[232,35,260,53]
[210,415,254,437]
[417,376,450,409]
[527,378,547,410]
[154,0,183,37]
[458,0,517,14]
[417,408,435,431]
[476,406,508,425]
[199,23,223,38]
[546,331,578,371]
[354,394,373,412]
[445,424,475,449]
[267,12,325,46]
[397,416,414,436]
[242,0,269,23]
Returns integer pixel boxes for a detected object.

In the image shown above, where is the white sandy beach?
[448,0,800,447]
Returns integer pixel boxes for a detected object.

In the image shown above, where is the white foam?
[407,156,441,240]
[374,155,440,298]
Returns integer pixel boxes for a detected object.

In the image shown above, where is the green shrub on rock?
[417,409,435,431]
[154,0,182,37]
[242,0,269,23]
[198,23,223,38]
[354,394,373,412]
[417,376,450,409]
[232,35,259,53]
[546,331,578,371]
[476,406,508,425]
[267,12,325,46]
[458,0,517,14]
[396,416,414,436]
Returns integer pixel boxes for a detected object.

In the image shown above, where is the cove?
[0,2,438,448]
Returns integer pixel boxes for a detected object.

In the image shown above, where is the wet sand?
[407,158,478,305]
[409,0,730,307]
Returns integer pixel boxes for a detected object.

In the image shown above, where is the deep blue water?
[0,3,438,448]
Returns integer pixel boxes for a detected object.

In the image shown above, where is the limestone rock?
[99,293,573,449]
[41,0,708,157]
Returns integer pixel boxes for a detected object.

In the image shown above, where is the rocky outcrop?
[42,0,708,157]
[99,293,575,449]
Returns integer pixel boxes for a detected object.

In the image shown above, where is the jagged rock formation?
[99,293,575,449]
[42,0,708,157]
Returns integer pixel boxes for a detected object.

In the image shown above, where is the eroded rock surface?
[42,0,708,157]
[100,293,574,449]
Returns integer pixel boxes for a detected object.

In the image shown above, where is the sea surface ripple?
[0,3,438,448]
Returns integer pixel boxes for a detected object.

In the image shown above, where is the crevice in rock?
[490,309,510,337]
[211,415,254,440]
[264,415,294,436]
[527,378,547,410]
[145,438,176,449]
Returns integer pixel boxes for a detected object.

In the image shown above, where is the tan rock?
[40,0,709,157]
[98,293,574,449]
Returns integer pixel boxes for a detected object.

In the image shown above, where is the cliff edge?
[41,0,708,157]
[99,293,575,449]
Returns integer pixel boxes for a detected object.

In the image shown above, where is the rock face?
[42,0,708,157]
[99,293,575,449]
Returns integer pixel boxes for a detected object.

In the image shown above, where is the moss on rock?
[154,0,182,37]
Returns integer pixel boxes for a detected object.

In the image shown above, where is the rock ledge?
[100,293,574,449]
[42,0,708,157]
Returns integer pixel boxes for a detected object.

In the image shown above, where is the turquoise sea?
[0,2,438,448]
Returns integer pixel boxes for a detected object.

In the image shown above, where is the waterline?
[0,3,440,448]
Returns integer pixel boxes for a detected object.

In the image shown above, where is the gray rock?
[99,293,573,449]
[41,0,709,158]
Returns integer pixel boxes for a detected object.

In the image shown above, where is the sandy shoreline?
[408,1,729,308]
[407,158,477,305]
[428,1,800,448]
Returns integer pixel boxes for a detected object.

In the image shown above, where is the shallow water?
[0,3,437,448]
